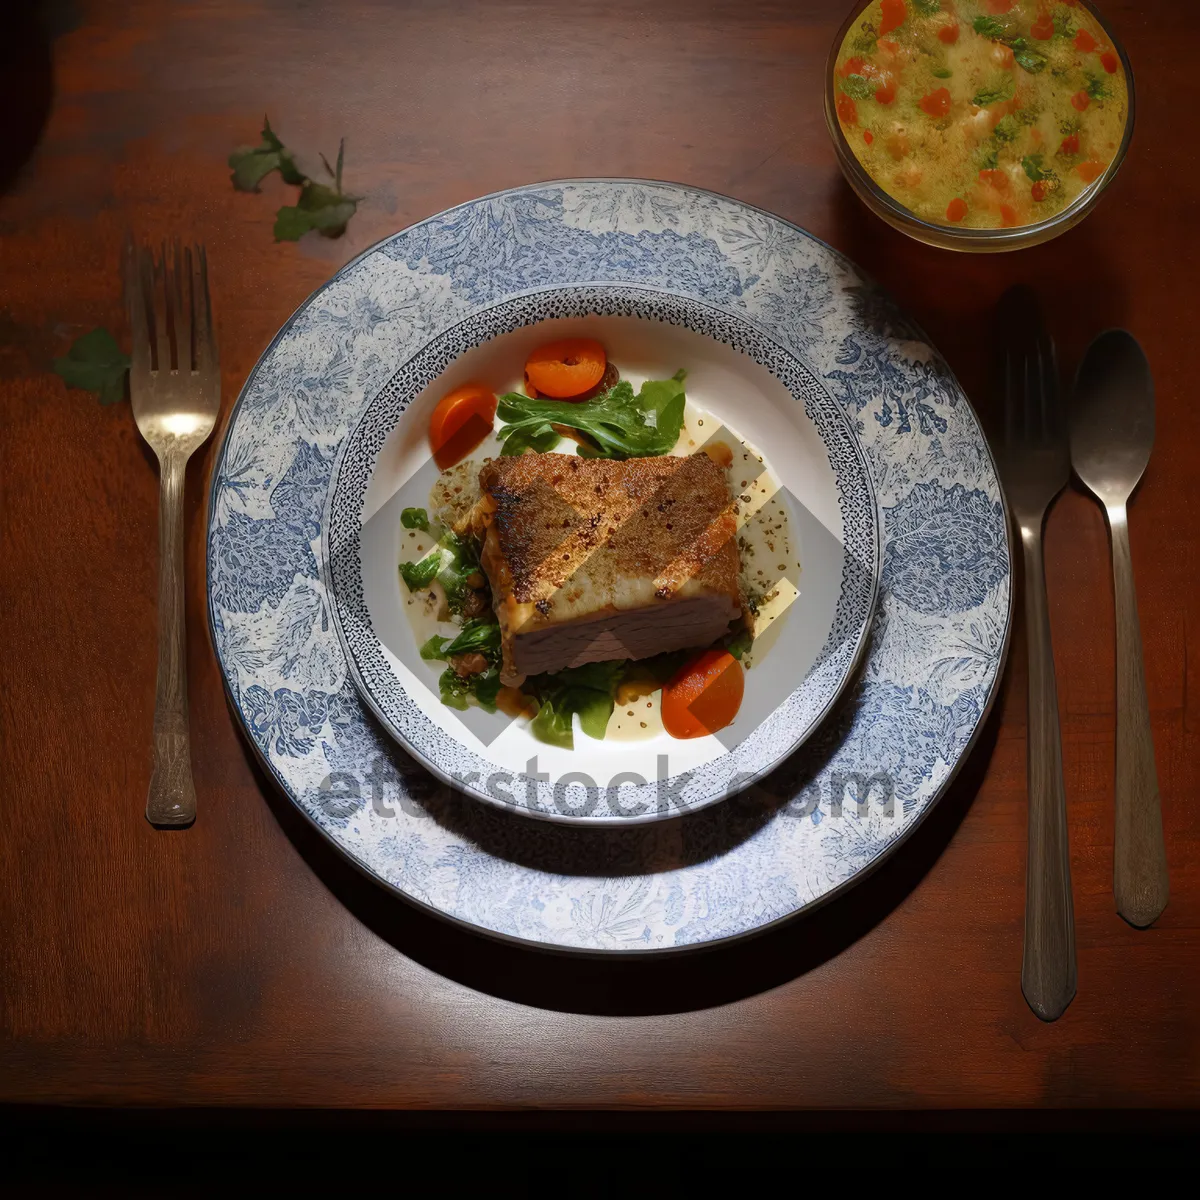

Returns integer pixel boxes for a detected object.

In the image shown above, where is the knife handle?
[1019,525,1076,1022]
[1108,503,1168,927]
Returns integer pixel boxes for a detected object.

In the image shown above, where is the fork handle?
[147,450,196,827]
[1108,503,1168,926]
[1019,525,1076,1021]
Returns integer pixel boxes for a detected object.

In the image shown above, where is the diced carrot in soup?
[878,0,906,37]
[833,1,1127,231]
[920,88,952,118]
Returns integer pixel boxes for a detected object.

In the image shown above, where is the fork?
[995,288,1076,1022]
[124,239,219,827]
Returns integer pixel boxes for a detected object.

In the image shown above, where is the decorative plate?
[207,180,1012,951]
[325,284,881,825]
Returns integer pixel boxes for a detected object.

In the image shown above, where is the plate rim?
[205,177,1015,953]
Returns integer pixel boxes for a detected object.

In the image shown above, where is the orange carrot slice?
[661,649,744,739]
[429,382,497,470]
[523,338,606,400]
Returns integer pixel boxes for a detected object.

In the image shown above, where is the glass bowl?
[824,0,1136,252]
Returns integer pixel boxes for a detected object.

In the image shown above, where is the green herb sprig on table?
[229,117,360,241]
[52,328,129,405]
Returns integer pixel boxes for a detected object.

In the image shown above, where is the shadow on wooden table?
[0,3,70,195]
[245,684,1006,1015]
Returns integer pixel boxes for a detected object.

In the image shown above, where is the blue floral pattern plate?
[207,180,1012,951]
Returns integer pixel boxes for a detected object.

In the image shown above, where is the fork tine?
[1041,334,1061,440]
[160,240,179,373]
[192,243,216,374]
[1004,348,1019,445]
[124,235,152,383]
[170,237,187,372]
[1024,341,1040,441]
[139,245,164,372]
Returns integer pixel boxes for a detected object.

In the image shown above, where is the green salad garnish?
[496,370,687,460]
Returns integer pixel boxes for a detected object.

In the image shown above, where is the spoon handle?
[1108,503,1169,926]
[1019,527,1076,1022]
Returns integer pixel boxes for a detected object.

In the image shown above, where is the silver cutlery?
[996,288,1076,1022]
[1070,331,1168,927]
[125,239,219,827]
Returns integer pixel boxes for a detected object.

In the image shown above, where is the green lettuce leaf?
[497,370,687,459]
[526,660,626,748]
[438,664,502,712]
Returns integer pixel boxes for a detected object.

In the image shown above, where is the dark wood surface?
[2,0,1197,1109]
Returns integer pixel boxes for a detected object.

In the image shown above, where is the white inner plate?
[326,286,880,825]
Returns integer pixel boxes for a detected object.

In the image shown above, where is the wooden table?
[2,0,1197,1113]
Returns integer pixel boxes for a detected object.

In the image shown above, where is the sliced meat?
[471,452,742,685]
[511,593,739,678]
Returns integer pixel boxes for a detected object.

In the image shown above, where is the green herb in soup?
[833,1,1128,229]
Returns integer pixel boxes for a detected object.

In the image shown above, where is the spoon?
[1070,331,1168,927]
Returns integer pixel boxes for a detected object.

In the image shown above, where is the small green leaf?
[1085,71,1110,101]
[400,550,441,592]
[913,0,940,13]
[438,667,471,710]
[932,67,952,79]
[499,422,561,456]
[851,25,878,54]
[52,327,130,405]
[229,117,300,192]
[725,626,754,660]
[993,115,1020,143]
[972,15,1008,39]
[1052,6,1076,38]
[1013,46,1047,74]
[401,507,429,531]
[442,618,501,659]
[1022,154,1051,182]
[229,149,281,192]
[275,180,358,241]
[973,76,1015,106]
[420,635,451,660]
[840,73,875,101]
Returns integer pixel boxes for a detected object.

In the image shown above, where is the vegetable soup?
[833,1,1129,230]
